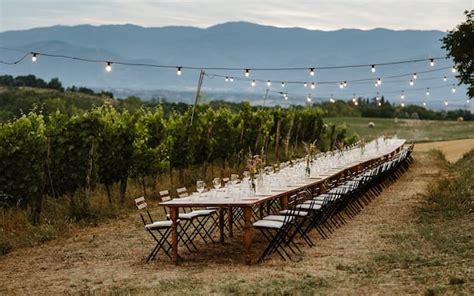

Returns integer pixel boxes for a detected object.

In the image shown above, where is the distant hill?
[0,22,465,107]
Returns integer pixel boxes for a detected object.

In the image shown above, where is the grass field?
[325,117,474,142]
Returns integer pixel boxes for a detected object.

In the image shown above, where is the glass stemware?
[196,180,205,197]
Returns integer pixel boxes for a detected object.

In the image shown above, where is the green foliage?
[442,10,474,98]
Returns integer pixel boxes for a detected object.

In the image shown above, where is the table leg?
[219,208,225,243]
[169,207,179,264]
[227,207,234,238]
[243,207,253,265]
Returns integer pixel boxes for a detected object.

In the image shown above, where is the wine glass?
[213,177,221,189]
[231,174,239,185]
[196,180,205,197]
[242,171,250,181]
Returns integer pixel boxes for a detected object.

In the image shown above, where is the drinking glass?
[231,174,239,185]
[196,180,205,197]
[213,177,221,189]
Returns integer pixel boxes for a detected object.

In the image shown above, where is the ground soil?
[0,140,472,295]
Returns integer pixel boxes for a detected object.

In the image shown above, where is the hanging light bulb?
[31,53,38,62]
[452,84,456,93]
[309,68,315,76]
[401,103,405,107]
[339,82,344,89]
[281,81,285,88]
[401,91,405,99]
[377,78,382,85]
[230,77,234,82]
[225,76,229,82]
[354,101,359,106]
[105,62,112,72]
[352,94,356,102]
[267,80,271,87]
[245,69,250,77]
[177,67,182,76]
[376,92,380,101]
[444,100,449,106]
[371,65,376,73]
[429,58,435,67]
[311,82,315,89]
[451,66,457,73]
[375,81,378,87]
[409,80,414,86]
[343,81,347,88]
[303,82,308,88]
[306,94,311,102]
[426,88,430,96]
[378,102,382,106]
[443,76,447,82]
[251,80,256,87]
[413,73,417,80]
[423,102,427,107]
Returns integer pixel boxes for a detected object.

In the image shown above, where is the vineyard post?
[190,70,205,126]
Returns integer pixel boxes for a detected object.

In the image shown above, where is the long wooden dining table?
[160,140,406,264]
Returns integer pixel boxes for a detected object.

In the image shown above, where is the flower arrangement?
[303,139,317,177]
[246,147,266,190]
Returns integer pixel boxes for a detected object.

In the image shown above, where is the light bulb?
[377,78,382,85]
[177,67,182,76]
[105,62,112,72]
[443,76,447,82]
[303,82,307,88]
[230,77,234,82]
[413,73,417,80]
[311,82,315,89]
[375,82,378,87]
[378,102,382,106]
[306,94,311,102]
[452,85,456,93]
[423,102,427,106]
[225,77,229,82]
[376,96,380,101]
[451,66,457,73]
[310,68,315,76]
[430,58,435,67]
[267,80,271,87]
[354,101,359,106]
[339,82,344,89]
[245,69,250,77]
[426,88,430,96]
[281,82,285,88]
[343,81,347,87]
[31,53,37,62]
[251,80,256,87]
[444,101,449,106]
[401,103,405,107]
[371,65,376,73]
[409,80,414,86]
[401,91,405,99]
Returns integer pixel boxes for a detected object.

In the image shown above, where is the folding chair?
[134,196,174,263]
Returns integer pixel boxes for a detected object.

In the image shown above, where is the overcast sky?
[0,0,471,32]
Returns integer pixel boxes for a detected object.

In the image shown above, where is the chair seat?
[296,203,322,210]
[192,209,217,216]
[167,212,200,220]
[279,209,309,217]
[145,220,175,230]
[253,219,284,229]
[262,215,295,222]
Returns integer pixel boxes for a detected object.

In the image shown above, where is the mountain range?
[0,22,466,107]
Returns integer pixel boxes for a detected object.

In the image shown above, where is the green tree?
[442,10,474,98]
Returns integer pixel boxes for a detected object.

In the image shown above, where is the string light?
[443,76,447,82]
[452,84,456,93]
[230,77,234,82]
[310,68,315,76]
[339,82,344,89]
[245,69,250,77]
[401,102,405,107]
[401,91,405,99]
[409,80,414,86]
[451,66,457,73]
[354,101,359,106]
[281,81,285,88]
[444,100,449,106]
[251,80,256,87]
[177,67,182,76]
[378,102,382,106]
[306,94,311,102]
[225,76,229,82]
[303,82,308,88]
[413,73,417,80]
[31,53,37,62]
[343,81,347,88]
[105,62,112,72]
[267,80,271,87]
[311,82,316,89]
[423,102,427,107]
[377,78,382,85]
[371,65,376,73]
[376,92,380,101]
[430,58,435,67]
[426,88,430,96]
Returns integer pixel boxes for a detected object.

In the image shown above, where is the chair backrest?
[159,190,172,202]
[134,196,152,226]
[176,187,189,198]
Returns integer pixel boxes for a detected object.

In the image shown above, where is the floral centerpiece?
[246,147,266,192]
[303,139,317,177]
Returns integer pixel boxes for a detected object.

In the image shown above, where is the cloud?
[0,0,471,32]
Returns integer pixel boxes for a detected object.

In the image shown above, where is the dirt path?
[414,138,474,162]
[0,151,445,294]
